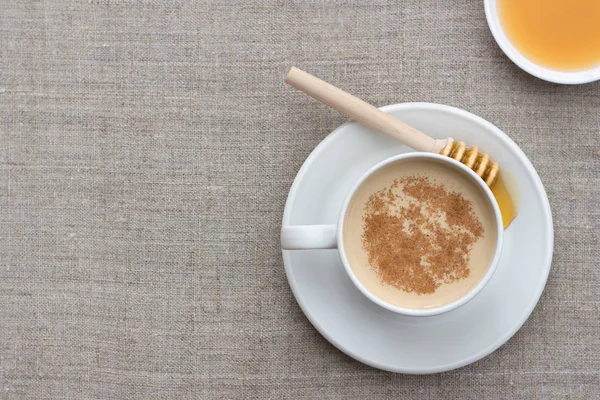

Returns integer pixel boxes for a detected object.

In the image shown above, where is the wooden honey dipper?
[285,67,516,227]
[438,140,498,187]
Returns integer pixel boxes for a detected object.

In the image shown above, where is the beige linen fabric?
[1,0,599,398]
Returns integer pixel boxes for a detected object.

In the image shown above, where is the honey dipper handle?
[285,67,441,152]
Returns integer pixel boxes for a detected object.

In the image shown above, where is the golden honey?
[499,0,600,71]
[491,175,516,229]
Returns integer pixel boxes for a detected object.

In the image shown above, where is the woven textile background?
[1,0,599,398]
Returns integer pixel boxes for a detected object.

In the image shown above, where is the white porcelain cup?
[281,152,504,316]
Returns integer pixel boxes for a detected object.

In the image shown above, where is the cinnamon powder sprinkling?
[361,176,485,295]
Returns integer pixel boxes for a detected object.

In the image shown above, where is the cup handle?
[281,225,337,250]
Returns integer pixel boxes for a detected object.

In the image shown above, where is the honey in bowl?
[498,0,600,71]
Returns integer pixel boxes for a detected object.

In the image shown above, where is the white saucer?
[281,103,553,374]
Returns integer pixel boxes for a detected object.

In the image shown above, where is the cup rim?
[484,0,600,85]
[336,152,504,317]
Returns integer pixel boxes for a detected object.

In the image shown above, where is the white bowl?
[484,0,600,84]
